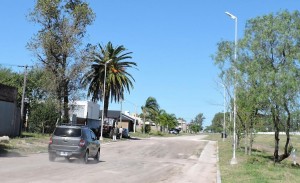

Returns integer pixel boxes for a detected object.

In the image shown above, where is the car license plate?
[60,152,68,156]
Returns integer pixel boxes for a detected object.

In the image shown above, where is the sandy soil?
[0,135,219,183]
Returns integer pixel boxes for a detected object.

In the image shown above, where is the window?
[54,127,81,137]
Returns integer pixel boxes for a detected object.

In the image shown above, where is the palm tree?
[81,42,137,117]
[141,97,159,133]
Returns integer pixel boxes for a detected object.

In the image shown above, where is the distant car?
[122,128,130,138]
[48,125,100,164]
[169,129,179,134]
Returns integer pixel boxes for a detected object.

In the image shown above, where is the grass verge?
[205,133,300,183]
[0,132,50,156]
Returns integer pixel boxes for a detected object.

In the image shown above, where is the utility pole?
[19,65,28,133]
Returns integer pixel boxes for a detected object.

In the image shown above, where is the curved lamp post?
[100,59,112,141]
[225,11,238,165]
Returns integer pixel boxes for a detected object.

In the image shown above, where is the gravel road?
[0,135,219,183]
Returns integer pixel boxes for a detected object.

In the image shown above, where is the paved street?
[0,135,219,183]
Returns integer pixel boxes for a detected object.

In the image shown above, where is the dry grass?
[0,132,50,156]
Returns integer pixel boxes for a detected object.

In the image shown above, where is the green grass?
[205,134,300,183]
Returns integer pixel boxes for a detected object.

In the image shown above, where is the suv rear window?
[54,127,81,137]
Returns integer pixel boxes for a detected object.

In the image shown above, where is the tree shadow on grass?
[247,147,300,168]
[250,148,274,161]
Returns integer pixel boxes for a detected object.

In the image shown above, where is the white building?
[69,101,100,120]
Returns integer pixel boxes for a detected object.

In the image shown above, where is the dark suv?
[48,125,100,164]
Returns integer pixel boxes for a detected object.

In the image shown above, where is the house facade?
[100,110,138,132]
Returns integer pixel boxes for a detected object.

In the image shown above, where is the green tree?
[28,99,60,133]
[0,66,59,131]
[193,113,205,131]
[28,0,95,122]
[157,109,177,131]
[189,121,201,134]
[209,112,224,133]
[214,10,300,162]
[241,10,300,162]
[81,42,137,118]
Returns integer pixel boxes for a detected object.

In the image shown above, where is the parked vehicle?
[122,128,130,138]
[48,125,100,164]
[169,129,179,134]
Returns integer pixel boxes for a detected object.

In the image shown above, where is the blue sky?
[0,1,299,127]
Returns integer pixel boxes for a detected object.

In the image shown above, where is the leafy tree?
[81,42,137,118]
[189,121,201,134]
[241,10,300,162]
[28,0,95,123]
[28,99,60,134]
[0,66,59,131]
[209,112,224,133]
[193,113,205,131]
[157,109,177,131]
[214,10,300,162]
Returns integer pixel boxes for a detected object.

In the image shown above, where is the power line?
[0,63,26,67]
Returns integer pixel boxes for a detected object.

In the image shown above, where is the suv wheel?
[83,151,89,164]
[49,153,56,162]
[94,149,100,162]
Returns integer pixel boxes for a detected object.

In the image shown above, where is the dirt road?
[0,135,219,183]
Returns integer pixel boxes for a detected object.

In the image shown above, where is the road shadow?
[0,150,24,158]
[0,143,29,158]
[127,137,141,140]
[51,157,105,164]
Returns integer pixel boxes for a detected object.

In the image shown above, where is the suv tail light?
[49,136,53,144]
[79,139,85,147]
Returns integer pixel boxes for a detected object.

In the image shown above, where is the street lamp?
[100,59,112,141]
[225,11,238,165]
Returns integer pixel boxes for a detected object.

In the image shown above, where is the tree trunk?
[277,102,291,161]
[273,106,280,163]
[249,125,253,155]
[244,129,248,155]
[56,85,62,123]
[63,81,69,123]
[273,103,292,163]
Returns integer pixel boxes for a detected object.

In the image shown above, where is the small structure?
[100,110,137,132]
[69,101,100,121]
[0,83,21,137]
[69,101,101,137]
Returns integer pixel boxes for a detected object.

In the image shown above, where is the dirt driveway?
[0,135,219,183]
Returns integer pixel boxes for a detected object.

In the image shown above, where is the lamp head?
[225,11,237,19]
